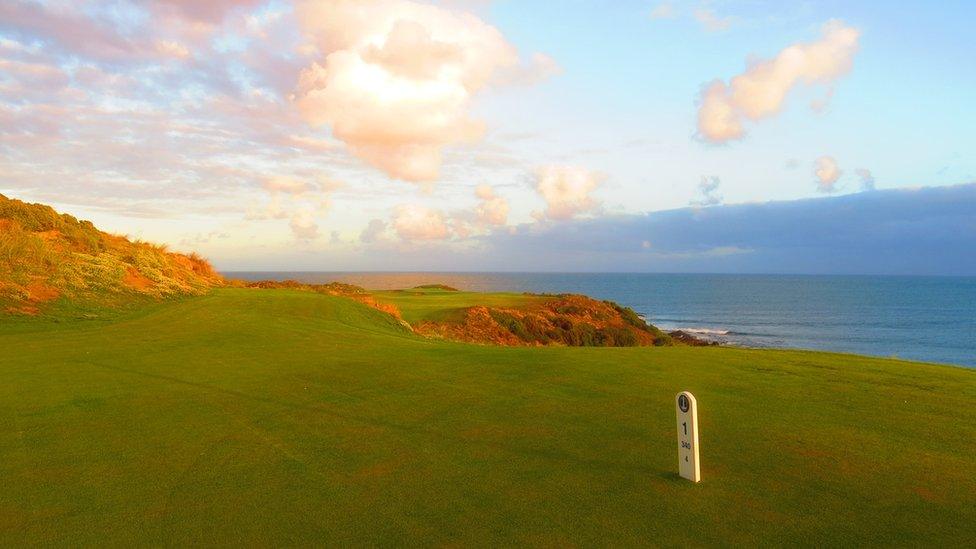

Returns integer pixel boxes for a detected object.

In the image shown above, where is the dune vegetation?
[369,285,674,346]
[1,287,974,546]
[229,280,675,347]
[0,193,222,318]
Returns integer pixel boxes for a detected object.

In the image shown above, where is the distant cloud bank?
[467,184,976,275]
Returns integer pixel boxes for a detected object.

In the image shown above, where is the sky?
[1,0,974,273]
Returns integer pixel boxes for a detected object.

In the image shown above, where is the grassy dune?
[0,193,222,317]
[370,285,673,347]
[2,288,974,546]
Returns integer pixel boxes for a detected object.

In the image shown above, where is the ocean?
[226,272,976,368]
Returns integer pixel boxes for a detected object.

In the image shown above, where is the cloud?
[154,40,191,59]
[650,3,732,32]
[855,168,875,191]
[0,57,70,97]
[263,176,311,195]
[360,218,388,243]
[0,2,139,61]
[814,156,841,193]
[649,2,676,20]
[262,175,343,198]
[392,204,451,240]
[179,230,230,246]
[533,165,603,220]
[493,52,562,87]
[475,184,509,226]
[693,9,732,32]
[373,185,508,245]
[293,0,554,183]
[473,184,976,275]
[450,217,474,239]
[214,184,976,275]
[0,1,257,64]
[697,20,860,143]
[248,175,342,240]
[435,0,493,11]
[151,0,265,24]
[289,209,319,240]
[809,86,834,114]
[691,176,722,206]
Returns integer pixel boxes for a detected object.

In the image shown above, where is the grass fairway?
[2,288,975,546]
[370,286,548,324]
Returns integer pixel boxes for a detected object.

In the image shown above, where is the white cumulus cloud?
[293,0,553,183]
[392,204,451,240]
[360,218,388,243]
[691,175,722,206]
[248,175,343,240]
[533,165,602,220]
[697,20,860,143]
[475,184,509,226]
[855,168,875,191]
[814,156,842,193]
[289,209,319,240]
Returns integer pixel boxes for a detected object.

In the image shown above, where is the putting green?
[1,288,974,545]
[370,286,547,324]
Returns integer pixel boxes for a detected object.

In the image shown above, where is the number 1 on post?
[675,391,701,482]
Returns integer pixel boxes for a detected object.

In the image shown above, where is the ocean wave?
[678,328,731,336]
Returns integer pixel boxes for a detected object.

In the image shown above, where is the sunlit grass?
[1,288,973,545]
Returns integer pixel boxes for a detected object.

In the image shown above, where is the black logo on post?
[678,394,690,413]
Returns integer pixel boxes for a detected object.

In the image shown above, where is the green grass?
[1,288,974,546]
[370,287,547,324]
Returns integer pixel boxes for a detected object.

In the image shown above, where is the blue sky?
[0,0,973,273]
[483,0,975,202]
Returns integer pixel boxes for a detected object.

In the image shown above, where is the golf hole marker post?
[675,391,701,482]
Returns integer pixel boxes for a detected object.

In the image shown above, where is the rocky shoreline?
[667,330,720,346]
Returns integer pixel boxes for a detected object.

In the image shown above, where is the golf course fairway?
[2,288,974,546]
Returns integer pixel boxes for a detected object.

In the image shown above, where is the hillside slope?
[0,192,678,346]
[0,194,222,316]
[237,281,678,347]
[371,286,676,346]
[1,288,973,546]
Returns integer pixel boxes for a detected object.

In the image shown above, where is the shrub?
[567,323,597,346]
[415,284,458,291]
[653,333,674,346]
[521,315,553,344]
[591,326,640,347]
[608,302,650,332]
[554,303,585,315]
[610,326,639,346]
[489,310,531,341]
[551,317,573,332]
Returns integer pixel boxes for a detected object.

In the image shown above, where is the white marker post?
[675,391,701,482]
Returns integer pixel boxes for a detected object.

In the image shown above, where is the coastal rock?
[668,330,720,346]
